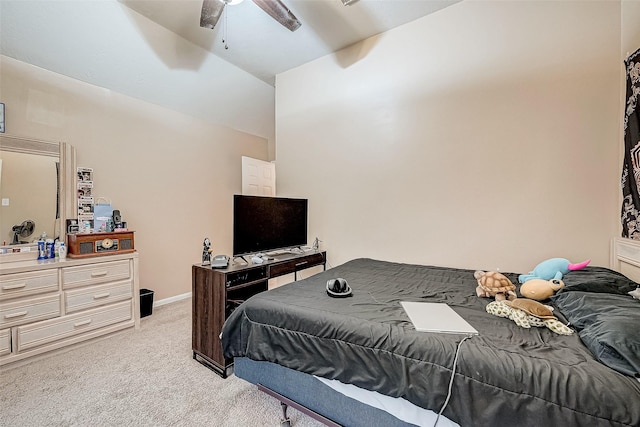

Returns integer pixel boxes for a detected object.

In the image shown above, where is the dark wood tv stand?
[192,250,326,378]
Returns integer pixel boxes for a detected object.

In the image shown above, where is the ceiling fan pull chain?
[222,5,229,50]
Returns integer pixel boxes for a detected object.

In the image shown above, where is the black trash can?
[140,288,154,318]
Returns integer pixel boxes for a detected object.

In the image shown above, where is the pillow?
[555,267,638,295]
[552,291,640,377]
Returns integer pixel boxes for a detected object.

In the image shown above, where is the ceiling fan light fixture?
[219,0,244,5]
[341,0,359,5]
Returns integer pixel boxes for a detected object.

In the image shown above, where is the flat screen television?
[233,195,308,256]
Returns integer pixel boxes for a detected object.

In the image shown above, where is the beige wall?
[622,1,640,68]
[0,55,268,301]
[276,1,621,273]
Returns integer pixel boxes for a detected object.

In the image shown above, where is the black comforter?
[222,258,640,427]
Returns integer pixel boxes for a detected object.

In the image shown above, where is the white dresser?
[0,252,139,365]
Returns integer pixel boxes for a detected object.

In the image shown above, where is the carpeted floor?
[0,298,323,427]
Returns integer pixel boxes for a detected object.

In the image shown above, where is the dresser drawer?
[62,260,130,289]
[16,300,132,352]
[0,269,59,301]
[269,253,326,278]
[65,280,132,313]
[0,294,61,328]
[0,328,11,356]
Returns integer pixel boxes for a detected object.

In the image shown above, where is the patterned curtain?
[621,47,640,238]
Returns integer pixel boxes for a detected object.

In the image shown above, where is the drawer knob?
[93,292,111,299]
[91,271,108,278]
[4,310,28,319]
[2,283,27,290]
[74,319,92,327]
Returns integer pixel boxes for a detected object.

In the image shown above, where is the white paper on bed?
[401,302,478,335]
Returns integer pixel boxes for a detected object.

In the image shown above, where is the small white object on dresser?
[0,252,139,366]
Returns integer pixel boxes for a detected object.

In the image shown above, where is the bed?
[221,238,640,427]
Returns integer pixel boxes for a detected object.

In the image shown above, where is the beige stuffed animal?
[519,278,564,301]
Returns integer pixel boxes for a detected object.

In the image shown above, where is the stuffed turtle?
[474,270,517,301]
[486,298,574,335]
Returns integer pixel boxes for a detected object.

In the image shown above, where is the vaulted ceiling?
[0,0,459,140]
[121,0,460,85]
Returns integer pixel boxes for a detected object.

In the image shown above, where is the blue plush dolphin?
[518,258,590,283]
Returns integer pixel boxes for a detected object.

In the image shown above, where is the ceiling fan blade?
[252,0,301,32]
[200,0,225,29]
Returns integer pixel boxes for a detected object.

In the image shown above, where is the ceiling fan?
[200,0,302,32]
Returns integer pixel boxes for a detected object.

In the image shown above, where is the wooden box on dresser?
[0,252,139,366]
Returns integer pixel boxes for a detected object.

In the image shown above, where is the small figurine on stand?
[202,238,212,265]
[312,237,322,251]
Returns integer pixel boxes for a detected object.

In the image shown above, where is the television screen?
[233,195,308,256]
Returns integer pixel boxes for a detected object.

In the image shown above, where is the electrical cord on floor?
[433,335,472,427]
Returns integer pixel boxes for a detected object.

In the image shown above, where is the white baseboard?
[154,292,191,307]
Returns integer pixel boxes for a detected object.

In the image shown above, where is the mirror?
[0,145,58,244]
[0,135,76,260]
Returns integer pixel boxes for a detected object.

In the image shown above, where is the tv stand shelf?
[192,250,326,378]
